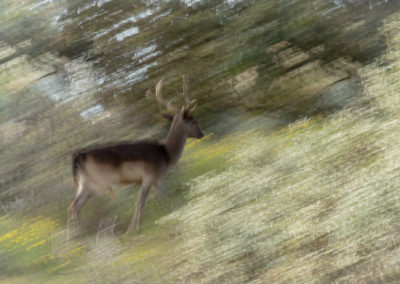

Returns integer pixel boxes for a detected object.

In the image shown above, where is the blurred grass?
[2,53,400,281]
[1,3,400,284]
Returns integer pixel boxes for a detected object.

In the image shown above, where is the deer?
[68,76,203,233]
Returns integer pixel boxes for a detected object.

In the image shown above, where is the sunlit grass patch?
[33,239,87,273]
[112,247,155,266]
[0,215,86,274]
[0,215,57,251]
[182,133,236,176]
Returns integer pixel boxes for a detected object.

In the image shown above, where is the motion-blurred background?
[0,0,399,283]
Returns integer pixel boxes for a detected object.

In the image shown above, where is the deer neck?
[164,118,187,166]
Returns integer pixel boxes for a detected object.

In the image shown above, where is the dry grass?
[154,15,400,283]
[1,10,400,284]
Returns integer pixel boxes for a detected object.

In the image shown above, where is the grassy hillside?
[1,39,400,282]
[1,2,400,283]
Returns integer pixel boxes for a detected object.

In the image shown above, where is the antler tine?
[154,78,177,112]
[189,102,197,113]
[181,75,198,112]
[182,75,190,105]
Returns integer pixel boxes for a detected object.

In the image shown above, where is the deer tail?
[72,153,86,187]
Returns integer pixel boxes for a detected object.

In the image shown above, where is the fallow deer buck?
[69,76,203,233]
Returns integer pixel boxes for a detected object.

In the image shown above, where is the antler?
[146,78,177,112]
[147,76,198,113]
[181,75,197,112]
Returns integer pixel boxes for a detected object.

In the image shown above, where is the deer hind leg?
[69,190,93,220]
[68,176,94,221]
[127,183,152,233]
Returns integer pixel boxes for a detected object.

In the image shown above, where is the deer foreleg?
[127,183,152,233]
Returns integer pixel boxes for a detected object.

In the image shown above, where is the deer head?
[147,75,203,139]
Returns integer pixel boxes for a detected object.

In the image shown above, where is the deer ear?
[162,113,174,121]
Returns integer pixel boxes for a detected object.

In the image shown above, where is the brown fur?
[73,141,169,186]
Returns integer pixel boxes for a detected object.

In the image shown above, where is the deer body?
[74,142,169,186]
[69,77,203,233]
